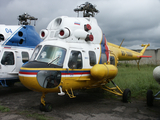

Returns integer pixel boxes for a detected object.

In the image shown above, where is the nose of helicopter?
[19,69,41,92]
[19,69,61,92]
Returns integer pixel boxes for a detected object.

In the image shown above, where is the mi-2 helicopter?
[19,2,151,112]
[0,13,42,87]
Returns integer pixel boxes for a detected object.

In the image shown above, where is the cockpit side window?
[89,51,96,66]
[0,34,4,42]
[68,51,82,69]
[22,52,29,63]
[110,56,115,65]
[1,51,14,65]
[30,45,42,61]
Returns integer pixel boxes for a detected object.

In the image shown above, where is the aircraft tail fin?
[137,44,151,70]
[140,44,150,56]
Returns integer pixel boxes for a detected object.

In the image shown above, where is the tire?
[45,103,52,112]
[123,88,131,103]
[147,90,154,106]
[39,103,45,111]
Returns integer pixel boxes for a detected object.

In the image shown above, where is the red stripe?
[4,47,11,49]
[140,55,152,58]
[104,36,109,61]
[19,71,37,75]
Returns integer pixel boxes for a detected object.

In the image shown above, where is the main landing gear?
[39,82,131,112]
[101,81,131,103]
[147,90,160,106]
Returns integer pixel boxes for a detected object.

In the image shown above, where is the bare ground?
[0,82,160,120]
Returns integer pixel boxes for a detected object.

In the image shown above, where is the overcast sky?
[0,0,160,49]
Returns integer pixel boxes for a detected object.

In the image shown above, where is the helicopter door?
[66,49,83,82]
[68,50,82,69]
[0,51,16,77]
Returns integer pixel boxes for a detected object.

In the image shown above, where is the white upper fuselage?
[38,16,109,68]
[43,16,102,44]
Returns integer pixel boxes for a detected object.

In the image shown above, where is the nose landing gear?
[39,92,52,112]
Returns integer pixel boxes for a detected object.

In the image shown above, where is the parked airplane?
[19,2,151,112]
[0,13,42,87]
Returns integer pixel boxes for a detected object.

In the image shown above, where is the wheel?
[45,103,52,112]
[39,103,45,111]
[147,90,154,106]
[39,103,52,112]
[123,89,131,103]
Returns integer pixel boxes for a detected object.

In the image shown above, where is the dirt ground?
[0,82,160,120]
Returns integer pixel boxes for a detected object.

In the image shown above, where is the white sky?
[0,0,160,49]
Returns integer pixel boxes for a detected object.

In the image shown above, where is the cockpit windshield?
[35,45,66,66]
[30,45,42,61]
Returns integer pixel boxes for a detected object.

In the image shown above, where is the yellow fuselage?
[19,64,118,93]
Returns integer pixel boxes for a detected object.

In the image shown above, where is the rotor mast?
[18,13,38,26]
[74,2,99,17]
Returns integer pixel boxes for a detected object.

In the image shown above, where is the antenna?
[119,39,125,48]
[74,2,99,17]
[18,13,38,26]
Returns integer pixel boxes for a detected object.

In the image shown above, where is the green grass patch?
[20,111,53,120]
[106,64,160,99]
[0,105,10,112]
[27,113,48,120]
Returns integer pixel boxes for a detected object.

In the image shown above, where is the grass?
[20,111,53,120]
[26,113,50,120]
[106,63,160,99]
[0,105,10,112]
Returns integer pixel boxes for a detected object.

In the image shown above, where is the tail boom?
[108,43,151,61]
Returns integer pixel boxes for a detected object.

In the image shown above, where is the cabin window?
[22,52,29,63]
[68,51,82,69]
[36,45,66,66]
[101,53,107,64]
[89,51,96,66]
[110,56,115,65]
[0,34,4,41]
[1,51,14,65]
[30,45,42,61]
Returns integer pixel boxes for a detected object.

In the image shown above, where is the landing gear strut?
[39,92,52,112]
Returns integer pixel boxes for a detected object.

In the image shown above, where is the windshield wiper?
[48,56,60,66]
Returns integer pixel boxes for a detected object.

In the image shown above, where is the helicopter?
[147,66,160,106]
[19,2,151,112]
[0,13,42,87]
